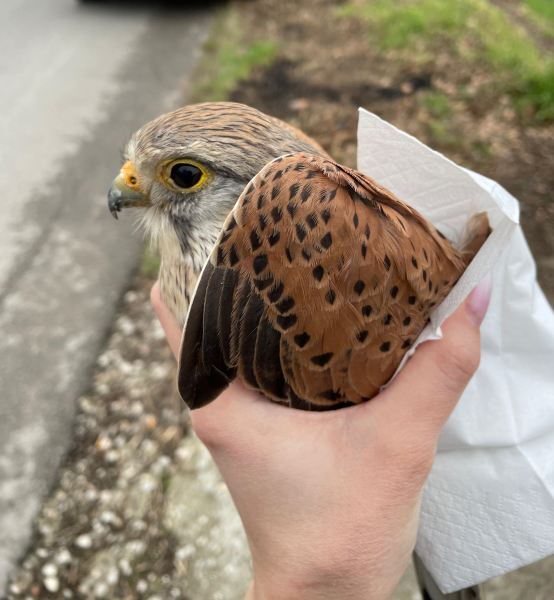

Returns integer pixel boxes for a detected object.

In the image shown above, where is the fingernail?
[466,271,492,327]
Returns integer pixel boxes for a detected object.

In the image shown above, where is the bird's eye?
[160,159,212,194]
[170,163,203,189]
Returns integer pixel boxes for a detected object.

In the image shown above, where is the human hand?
[151,274,492,600]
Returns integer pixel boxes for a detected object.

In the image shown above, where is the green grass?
[422,90,452,119]
[339,0,554,119]
[418,90,460,145]
[525,0,554,24]
[192,8,277,103]
[523,0,554,40]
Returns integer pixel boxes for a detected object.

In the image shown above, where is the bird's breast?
[159,257,199,327]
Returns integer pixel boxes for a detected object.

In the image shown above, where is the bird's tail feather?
[458,212,492,266]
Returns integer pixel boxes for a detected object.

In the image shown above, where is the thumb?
[379,272,493,439]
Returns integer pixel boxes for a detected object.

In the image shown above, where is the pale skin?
[151,273,492,600]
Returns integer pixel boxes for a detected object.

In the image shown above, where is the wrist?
[244,566,394,600]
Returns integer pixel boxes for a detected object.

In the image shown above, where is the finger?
[377,272,493,438]
[150,282,182,358]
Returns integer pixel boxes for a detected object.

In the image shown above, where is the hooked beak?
[108,174,149,219]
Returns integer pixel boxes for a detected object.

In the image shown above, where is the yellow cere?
[121,161,141,190]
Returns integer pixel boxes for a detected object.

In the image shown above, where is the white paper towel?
[357,108,554,593]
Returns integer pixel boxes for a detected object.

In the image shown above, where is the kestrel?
[108,102,490,410]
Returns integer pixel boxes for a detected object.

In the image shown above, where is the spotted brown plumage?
[178,153,491,410]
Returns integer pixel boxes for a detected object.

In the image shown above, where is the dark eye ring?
[170,163,204,189]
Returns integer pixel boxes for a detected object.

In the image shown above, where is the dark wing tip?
[178,262,237,409]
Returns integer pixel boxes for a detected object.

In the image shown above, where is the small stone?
[140,439,159,459]
[136,580,148,593]
[92,520,108,536]
[100,511,122,527]
[79,397,106,418]
[104,449,119,463]
[62,589,73,599]
[119,558,132,576]
[75,533,93,549]
[38,523,55,538]
[288,98,310,111]
[55,549,72,565]
[152,321,166,340]
[175,544,195,561]
[151,363,170,379]
[10,583,22,594]
[160,455,173,472]
[129,401,144,417]
[129,520,147,533]
[75,458,88,472]
[401,81,413,94]
[175,444,193,462]
[106,566,119,586]
[85,488,99,502]
[99,489,112,503]
[41,563,58,578]
[97,353,110,368]
[125,539,147,556]
[150,455,171,476]
[36,548,48,558]
[145,414,157,429]
[43,576,60,593]
[117,316,136,335]
[119,361,134,375]
[114,435,126,448]
[95,437,112,451]
[94,581,108,598]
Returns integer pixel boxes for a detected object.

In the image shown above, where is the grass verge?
[524,0,554,40]
[191,7,277,103]
[524,0,554,25]
[339,0,554,119]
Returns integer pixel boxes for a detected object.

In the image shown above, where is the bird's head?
[108,102,328,267]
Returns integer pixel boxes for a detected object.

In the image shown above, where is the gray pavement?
[0,1,211,591]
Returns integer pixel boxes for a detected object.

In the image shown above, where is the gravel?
[5,276,252,600]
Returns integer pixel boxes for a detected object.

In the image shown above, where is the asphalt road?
[0,0,211,591]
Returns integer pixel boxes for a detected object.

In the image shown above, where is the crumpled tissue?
[358,108,554,593]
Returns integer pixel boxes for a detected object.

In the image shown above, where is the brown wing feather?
[178,153,491,410]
